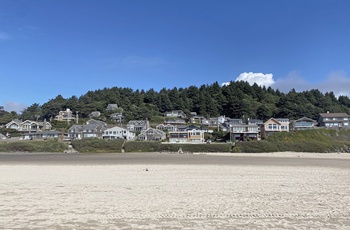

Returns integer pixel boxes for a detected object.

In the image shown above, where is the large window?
[268,124,278,130]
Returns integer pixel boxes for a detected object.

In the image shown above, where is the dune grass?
[233,128,350,153]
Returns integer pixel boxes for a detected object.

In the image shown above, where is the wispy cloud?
[273,71,310,92]
[0,31,11,41]
[223,71,350,97]
[318,71,350,97]
[3,101,27,113]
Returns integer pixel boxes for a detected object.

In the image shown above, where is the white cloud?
[3,101,27,113]
[0,31,11,41]
[222,72,275,87]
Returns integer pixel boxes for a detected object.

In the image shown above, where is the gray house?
[164,110,187,119]
[137,128,166,141]
[127,120,149,132]
[106,104,119,111]
[318,112,350,128]
[68,119,107,139]
[290,117,318,131]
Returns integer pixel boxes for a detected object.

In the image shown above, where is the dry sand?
[0,152,350,229]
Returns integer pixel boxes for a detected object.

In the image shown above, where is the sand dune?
[0,153,350,229]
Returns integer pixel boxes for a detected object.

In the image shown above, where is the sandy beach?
[0,152,350,229]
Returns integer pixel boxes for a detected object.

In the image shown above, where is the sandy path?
[1,163,350,229]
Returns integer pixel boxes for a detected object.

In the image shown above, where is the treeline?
[2,81,350,124]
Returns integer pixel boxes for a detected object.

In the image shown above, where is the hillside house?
[156,124,177,132]
[127,120,149,132]
[89,111,101,118]
[318,112,350,128]
[164,119,186,125]
[164,110,186,119]
[290,117,318,131]
[106,104,119,111]
[55,108,74,122]
[261,118,290,137]
[110,113,123,123]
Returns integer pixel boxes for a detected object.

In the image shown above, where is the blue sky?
[1,0,350,112]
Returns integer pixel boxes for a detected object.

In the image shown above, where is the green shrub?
[0,139,67,152]
[124,141,161,152]
[233,128,350,153]
[234,141,279,153]
[71,139,124,153]
[159,143,232,153]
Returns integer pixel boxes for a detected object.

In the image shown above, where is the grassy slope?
[0,139,68,152]
[233,128,350,153]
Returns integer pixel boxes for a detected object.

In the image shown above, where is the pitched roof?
[319,113,350,118]
[294,116,317,123]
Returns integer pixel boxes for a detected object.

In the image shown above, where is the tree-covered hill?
[4,81,350,124]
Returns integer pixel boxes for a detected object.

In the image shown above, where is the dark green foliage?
[159,143,232,153]
[124,141,161,152]
[0,128,20,137]
[16,81,350,123]
[0,110,18,125]
[234,129,350,153]
[124,141,232,153]
[0,140,67,152]
[20,103,42,121]
[71,139,124,153]
[232,140,279,153]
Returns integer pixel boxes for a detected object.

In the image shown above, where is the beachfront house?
[261,118,290,137]
[102,126,135,140]
[136,128,166,141]
[68,119,107,139]
[5,119,52,133]
[168,129,205,143]
[318,112,350,128]
[290,117,318,131]
[229,123,260,141]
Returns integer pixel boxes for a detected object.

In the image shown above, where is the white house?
[102,126,135,140]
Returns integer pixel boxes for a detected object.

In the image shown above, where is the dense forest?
[1,81,350,125]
